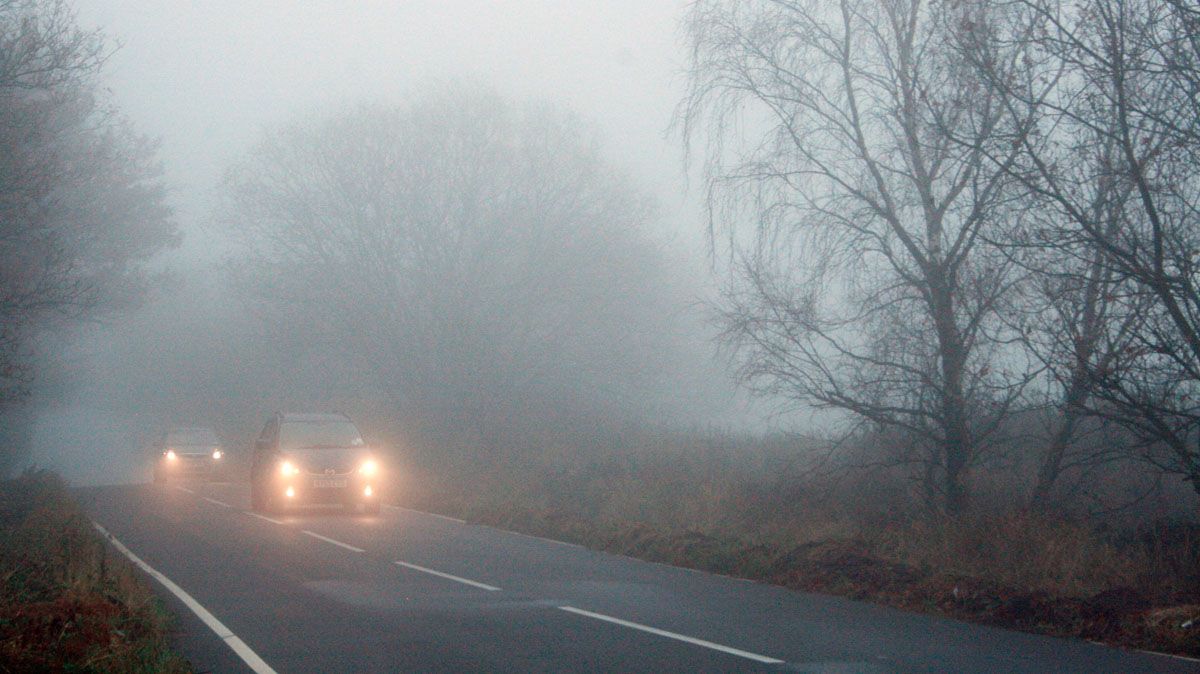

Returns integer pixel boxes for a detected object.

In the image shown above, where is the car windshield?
[279,420,364,449]
[166,429,220,446]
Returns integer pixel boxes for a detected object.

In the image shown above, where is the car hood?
[282,447,369,474]
[171,444,220,456]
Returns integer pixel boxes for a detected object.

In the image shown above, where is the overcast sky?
[73,0,701,259]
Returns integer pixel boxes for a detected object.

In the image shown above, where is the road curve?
[78,482,1199,673]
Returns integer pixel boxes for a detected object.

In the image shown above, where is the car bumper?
[279,476,378,505]
[160,458,219,476]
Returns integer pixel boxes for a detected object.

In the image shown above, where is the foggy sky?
[26,1,800,484]
[73,0,701,260]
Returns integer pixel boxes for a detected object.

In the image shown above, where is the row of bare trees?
[0,0,175,471]
[216,91,700,456]
[682,0,1200,513]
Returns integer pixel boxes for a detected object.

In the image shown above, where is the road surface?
[79,482,1199,673]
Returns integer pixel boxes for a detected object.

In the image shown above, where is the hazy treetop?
[71,0,699,258]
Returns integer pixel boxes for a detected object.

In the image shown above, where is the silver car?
[249,413,382,515]
[152,427,227,482]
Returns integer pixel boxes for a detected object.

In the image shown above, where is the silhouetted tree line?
[681,0,1200,513]
[211,90,715,444]
[0,0,175,471]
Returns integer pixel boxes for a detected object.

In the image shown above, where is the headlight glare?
[165,449,177,461]
[212,449,223,460]
[358,458,378,476]
[280,460,299,476]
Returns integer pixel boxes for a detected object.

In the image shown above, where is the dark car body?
[249,412,381,515]
[152,427,227,482]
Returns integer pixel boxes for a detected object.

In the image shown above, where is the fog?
[77,0,699,258]
[6,6,1199,666]
[9,0,1194,520]
[15,0,781,485]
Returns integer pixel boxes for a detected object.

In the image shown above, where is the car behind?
[152,427,227,482]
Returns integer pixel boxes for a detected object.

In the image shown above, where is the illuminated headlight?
[280,460,300,477]
[358,459,378,477]
[165,449,177,461]
[212,449,223,460]
[364,485,373,497]
[285,486,295,498]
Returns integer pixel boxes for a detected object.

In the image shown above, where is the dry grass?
[390,428,1200,657]
[870,512,1143,597]
[0,469,190,673]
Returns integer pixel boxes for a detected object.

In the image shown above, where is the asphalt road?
[79,481,1199,673]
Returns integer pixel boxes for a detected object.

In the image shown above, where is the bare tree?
[219,91,679,445]
[962,0,1200,496]
[0,0,105,91]
[0,0,175,409]
[956,7,1147,502]
[680,0,1040,514]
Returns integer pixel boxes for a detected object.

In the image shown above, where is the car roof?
[278,413,352,423]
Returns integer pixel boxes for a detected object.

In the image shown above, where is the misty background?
[4,0,1198,524]
[15,0,777,485]
[5,2,1199,659]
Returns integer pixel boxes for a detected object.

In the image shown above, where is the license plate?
[312,478,346,488]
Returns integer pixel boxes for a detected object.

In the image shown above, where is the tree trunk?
[1030,384,1084,509]
[931,270,971,515]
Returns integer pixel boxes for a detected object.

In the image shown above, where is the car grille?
[173,455,212,471]
[303,462,355,476]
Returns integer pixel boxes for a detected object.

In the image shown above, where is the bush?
[0,469,190,673]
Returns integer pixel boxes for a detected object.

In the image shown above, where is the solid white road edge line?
[557,606,784,665]
[393,561,501,591]
[1133,649,1200,663]
[92,522,278,674]
[505,530,583,548]
[246,512,285,525]
[173,485,194,494]
[201,496,232,508]
[302,530,365,553]
[385,504,466,523]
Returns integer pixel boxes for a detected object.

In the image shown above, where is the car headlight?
[358,458,378,476]
[280,460,300,476]
[212,449,223,460]
[165,449,177,461]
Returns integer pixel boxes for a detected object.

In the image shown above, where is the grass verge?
[0,469,190,673]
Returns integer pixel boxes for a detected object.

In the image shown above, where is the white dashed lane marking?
[246,512,285,525]
[393,561,501,591]
[557,606,783,665]
[302,530,365,553]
